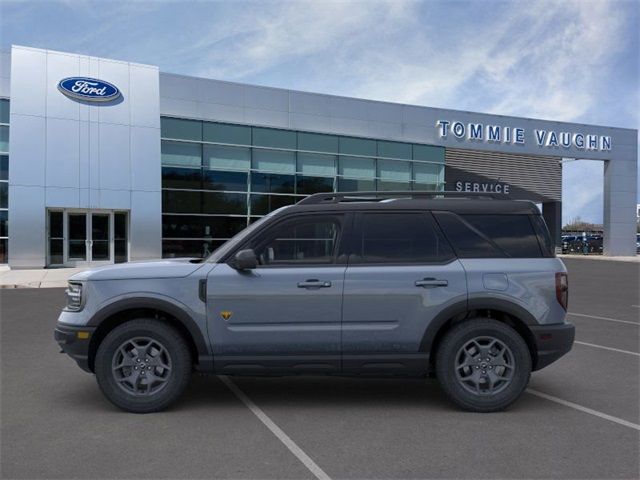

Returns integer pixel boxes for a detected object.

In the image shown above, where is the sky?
[1,0,638,224]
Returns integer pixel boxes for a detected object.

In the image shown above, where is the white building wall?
[8,46,161,267]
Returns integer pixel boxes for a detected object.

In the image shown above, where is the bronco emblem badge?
[220,311,233,321]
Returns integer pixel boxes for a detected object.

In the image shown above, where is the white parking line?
[527,389,640,431]
[568,312,639,326]
[574,340,639,357]
[219,375,331,480]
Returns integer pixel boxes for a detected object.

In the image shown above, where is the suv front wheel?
[95,319,192,413]
[436,318,531,412]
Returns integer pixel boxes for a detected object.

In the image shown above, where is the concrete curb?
[558,254,639,263]
[0,268,87,289]
[0,281,69,289]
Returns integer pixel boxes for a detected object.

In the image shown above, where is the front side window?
[355,212,454,264]
[250,216,341,266]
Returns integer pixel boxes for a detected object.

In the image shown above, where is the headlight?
[65,282,84,311]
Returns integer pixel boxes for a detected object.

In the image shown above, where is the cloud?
[1,0,636,224]
[192,1,418,81]
[476,0,627,121]
[181,0,633,129]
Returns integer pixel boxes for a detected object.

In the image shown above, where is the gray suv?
[55,192,574,413]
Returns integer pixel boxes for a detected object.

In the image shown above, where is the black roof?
[283,191,541,216]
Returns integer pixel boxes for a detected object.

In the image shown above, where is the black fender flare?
[419,297,538,353]
[467,297,539,325]
[87,296,213,371]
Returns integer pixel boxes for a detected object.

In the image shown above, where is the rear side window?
[434,212,544,258]
[354,212,455,264]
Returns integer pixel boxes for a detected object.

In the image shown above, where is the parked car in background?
[581,235,603,254]
[561,235,578,253]
[562,234,603,254]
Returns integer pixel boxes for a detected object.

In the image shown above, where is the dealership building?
[0,45,637,268]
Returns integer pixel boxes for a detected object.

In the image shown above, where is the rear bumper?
[54,324,96,373]
[530,322,575,371]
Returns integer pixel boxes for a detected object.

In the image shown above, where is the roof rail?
[296,191,498,205]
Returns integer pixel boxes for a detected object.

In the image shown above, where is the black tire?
[95,319,191,413]
[435,318,531,412]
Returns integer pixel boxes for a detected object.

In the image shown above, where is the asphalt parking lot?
[1,257,638,479]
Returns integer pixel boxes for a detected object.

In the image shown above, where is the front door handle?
[297,279,332,289]
[415,278,448,288]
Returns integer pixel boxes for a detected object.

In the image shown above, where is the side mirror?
[232,249,258,270]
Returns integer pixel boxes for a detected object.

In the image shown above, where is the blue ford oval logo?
[57,77,121,102]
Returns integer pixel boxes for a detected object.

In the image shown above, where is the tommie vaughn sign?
[436,120,612,152]
[57,77,121,102]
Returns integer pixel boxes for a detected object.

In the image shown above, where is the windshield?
[204,208,287,263]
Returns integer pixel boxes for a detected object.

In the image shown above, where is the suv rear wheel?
[95,319,191,413]
[436,318,531,412]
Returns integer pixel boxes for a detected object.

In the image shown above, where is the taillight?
[555,272,568,311]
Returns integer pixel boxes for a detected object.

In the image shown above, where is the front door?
[47,210,129,267]
[341,211,468,374]
[206,213,348,374]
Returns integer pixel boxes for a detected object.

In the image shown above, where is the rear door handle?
[297,279,332,289]
[415,278,448,288]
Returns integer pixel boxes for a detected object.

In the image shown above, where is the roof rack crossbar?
[297,191,498,205]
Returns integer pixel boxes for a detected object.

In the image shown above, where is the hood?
[69,258,205,281]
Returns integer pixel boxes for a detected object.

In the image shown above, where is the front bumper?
[54,324,96,373]
[530,322,575,371]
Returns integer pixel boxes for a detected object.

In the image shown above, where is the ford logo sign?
[57,77,121,102]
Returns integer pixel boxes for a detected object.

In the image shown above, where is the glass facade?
[0,99,8,263]
[160,116,445,258]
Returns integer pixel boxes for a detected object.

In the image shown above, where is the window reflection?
[161,117,446,259]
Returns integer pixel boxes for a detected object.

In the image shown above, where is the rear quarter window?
[434,212,546,258]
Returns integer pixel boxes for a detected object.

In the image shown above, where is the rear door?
[341,211,467,374]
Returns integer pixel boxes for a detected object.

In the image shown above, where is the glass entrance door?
[67,213,87,262]
[90,213,111,263]
[47,210,129,267]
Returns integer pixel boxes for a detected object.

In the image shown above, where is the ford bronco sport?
[55,191,574,413]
